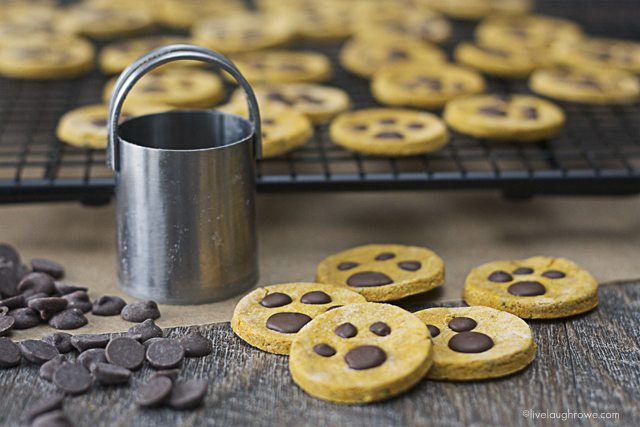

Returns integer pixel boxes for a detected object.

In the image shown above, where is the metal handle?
[107,43,261,171]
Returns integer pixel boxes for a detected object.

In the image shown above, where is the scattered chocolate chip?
[136,376,173,407]
[48,308,88,330]
[31,259,64,279]
[375,252,395,261]
[406,122,425,129]
[542,270,566,279]
[62,291,92,313]
[313,343,336,357]
[178,331,212,357]
[369,321,391,336]
[522,106,538,120]
[513,267,534,275]
[143,337,167,348]
[508,281,546,296]
[70,334,110,353]
[427,324,440,338]
[26,395,64,421]
[337,262,358,270]
[0,295,25,310]
[8,307,40,329]
[488,271,513,283]
[351,123,368,131]
[32,410,73,427]
[260,292,292,308]
[347,271,393,287]
[77,348,107,370]
[53,362,92,395]
[18,272,55,297]
[121,301,161,323]
[478,105,507,116]
[146,339,184,369]
[168,379,208,410]
[345,345,387,370]
[335,322,358,338]
[92,362,132,385]
[0,306,7,316]
[300,291,332,305]
[374,131,404,139]
[92,295,127,316]
[19,339,59,364]
[127,319,163,342]
[0,315,14,336]
[28,297,68,320]
[325,305,342,312]
[25,292,49,304]
[53,282,87,297]
[398,261,421,271]
[106,337,145,370]
[43,332,74,353]
[448,317,477,332]
[39,355,66,381]
[448,331,494,353]
[0,337,21,367]
[266,312,312,333]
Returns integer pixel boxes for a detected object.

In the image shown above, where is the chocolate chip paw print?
[316,244,445,302]
[231,283,366,354]
[415,306,536,380]
[464,256,599,319]
[289,303,433,403]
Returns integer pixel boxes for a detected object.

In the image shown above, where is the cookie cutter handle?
[107,43,261,171]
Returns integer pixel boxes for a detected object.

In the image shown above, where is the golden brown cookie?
[57,3,154,39]
[316,244,445,301]
[229,50,332,84]
[454,42,551,78]
[424,0,532,20]
[464,256,599,319]
[231,283,367,355]
[414,306,536,380]
[98,36,192,75]
[551,37,640,74]
[289,302,433,403]
[355,8,451,44]
[154,0,246,29]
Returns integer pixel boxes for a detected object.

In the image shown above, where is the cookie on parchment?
[231,283,366,354]
[463,256,599,319]
[98,36,192,75]
[530,66,640,105]
[414,306,536,380]
[424,0,532,20]
[316,244,445,301]
[372,63,486,109]
[229,50,332,84]
[329,109,449,157]
[443,94,565,142]
[454,42,550,78]
[551,37,640,75]
[57,3,154,39]
[289,302,433,403]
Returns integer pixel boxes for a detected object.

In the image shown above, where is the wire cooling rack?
[0,0,638,204]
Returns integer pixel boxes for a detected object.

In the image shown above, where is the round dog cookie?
[355,9,451,45]
[414,306,535,380]
[57,3,154,39]
[339,36,446,78]
[443,94,565,142]
[530,66,640,105]
[154,0,246,29]
[329,108,449,157]
[289,302,433,403]
[372,63,486,109]
[454,42,550,78]
[475,14,583,50]
[56,103,172,149]
[424,0,532,20]
[228,83,351,123]
[98,36,192,75]
[464,256,599,319]
[0,36,94,79]
[229,51,332,84]
[316,244,445,301]
[552,37,640,74]
[192,12,294,55]
[103,67,224,108]
[231,282,366,354]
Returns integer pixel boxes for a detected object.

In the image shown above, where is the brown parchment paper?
[3,191,639,340]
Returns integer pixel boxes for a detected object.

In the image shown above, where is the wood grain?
[1,281,638,427]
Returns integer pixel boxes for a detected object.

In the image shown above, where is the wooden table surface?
[1,281,638,427]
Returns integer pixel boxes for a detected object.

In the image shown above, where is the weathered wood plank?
[1,282,638,427]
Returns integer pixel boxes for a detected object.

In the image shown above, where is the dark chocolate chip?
[106,337,145,370]
[388,48,408,60]
[351,123,368,131]
[151,368,181,381]
[146,339,185,369]
[263,118,276,126]
[18,272,55,297]
[48,308,88,330]
[127,319,163,342]
[25,292,49,304]
[143,337,167,348]
[136,376,173,407]
[53,362,92,395]
[374,131,404,139]
[32,410,73,427]
[0,295,25,310]
[19,340,59,364]
[260,292,292,308]
[70,334,110,353]
[55,280,89,296]
[0,315,14,336]
[265,312,312,333]
[31,258,64,279]
[266,92,291,104]
[26,395,64,421]
[298,94,323,104]
[178,331,212,357]
[347,271,393,287]
[8,307,40,329]
[513,267,534,275]
[92,362,132,385]
[121,300,160,323]
[300,291,332,305]
[91,118,107,127]
[168,379,208,410]
[62,291,92,313]
[488,271,513,283]
[92,295,127,316]
[43,332,74,353]
[337,262,358,270]
[406,122,425,129]
[77,348,107,370]
[335,322,358,338]
[0,306,7,316]
[375,252,395,261]
[416,76,442,91]
[345,345,387,370]
[325,305,342,312]
[313,343,336,357]
[448,331,494,353]
[369,321,391,336]
[478,105,507,116]
[28,297,68,320]
[542,270,566,279]
[0,337,21,367]
[522,106,538,120]
[427,324,440,338]
[508,281,546,296]
[39,355,66,381]
[378,118,397,125]
[448,317,477,332]
[398,261,421,271]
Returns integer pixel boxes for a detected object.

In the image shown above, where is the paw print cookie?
[98,36,192,75]
[329,109,449,157]
[443,94,565,142]
[464,256,599,319]
[414,306,535,380]
[455,42,551,78]
[552,37,640,74]
[155,0,246,29]
[372,63,486,109]
[530,66,640,105]
[57,3,154,39]
[355,9,452,44]
[316,244,445,301]
[289,302,433,403]
[229,51,332,84]
[231,283,366,354]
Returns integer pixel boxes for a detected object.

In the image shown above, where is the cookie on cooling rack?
[455,42,550,78]
[57,3,154,39]
[98,36,193,75]
[354,8,451,44]
[551,37,640,74]
[154,0,246,29]
[229,51,332,84]
[425,0,533,20]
